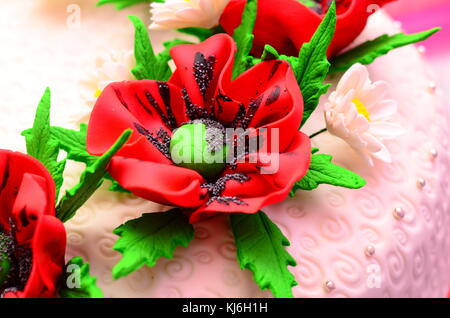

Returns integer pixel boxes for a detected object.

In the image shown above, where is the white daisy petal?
[361,81,388,107]
[336,63,369,95]
[150,0,230,30]
[371,143,393,163]
[369,122,406,139]
[348,114,370,133]
[175,7,203,21]
[361,133,384,153]
[199,0,214,13]
[369,99,397,120]
[79,50,134,123]
[324,64,403,165]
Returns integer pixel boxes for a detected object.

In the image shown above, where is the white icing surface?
[0,0,449,298]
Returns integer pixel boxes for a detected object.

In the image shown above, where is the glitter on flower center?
[353,98,371,121]
[0,221,33,297]
[0,233,13,288]
[170,120,229,179]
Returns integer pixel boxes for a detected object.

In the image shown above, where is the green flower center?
[0,234,12,288]
[0,253,12,287]
[170,121,229,179]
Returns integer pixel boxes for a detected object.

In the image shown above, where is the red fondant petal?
[87,81,187,164]
[0,150,64,298]
[189,131,311,223]
[221,60,302,152]
[0,150,55,228]
[17,215,66,298]
[11,173,50,245]
[220,0,396,57]
[108,156,208,208]
[169,34,235,108]
[221,0,313,56]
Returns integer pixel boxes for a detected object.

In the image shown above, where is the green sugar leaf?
[22,124,94,166]
[112,209,194,279]
[232,0,258,79]
[23,88,66,199]
[130,15,172,81]
[330,28,441,73]
[247,44,300,75]
[48,124,97,166]
[290,150,366,196]
[56,129,132,223]
[108,180,132,193]
[177,25,224,42]
[24,124,132,194]
[59,257,103,298]
[260,44,280,61]
[298,0,317,7]
[230,211,297,298]
[96,0,160,10]
[296,1,336,127]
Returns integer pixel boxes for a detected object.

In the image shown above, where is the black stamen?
[134,93,153,116]
[216,90,233,114]
[240,95,264,130]
[157,82,177,130]
[134,123,171,160]
[157,128,171,145]
[201,173,250,206]
[265,86,281,106]
[182,88,210,120]
[19,208,29,227]
[113,88,130,110]
[145,91,171,126]
[207,196,247,206]
[231,104,246,129]
[0,218,33,296]
[268,61,282,80]
[193,52,216,99]
[0,157,10,195]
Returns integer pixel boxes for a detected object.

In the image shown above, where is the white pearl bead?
[365,245,376,257]
[417,178,426,189]
[324,280,335,292]
[428,81,437,93]
[429,148,438,160]
[393,207,405,219]
[417,46,426,55]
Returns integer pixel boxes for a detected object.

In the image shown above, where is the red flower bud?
[220,0,397,57]
[0,150,66,298]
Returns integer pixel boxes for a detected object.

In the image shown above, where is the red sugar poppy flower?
[220,0,396,57]
[0,150,66,298]
[86,33,311,223]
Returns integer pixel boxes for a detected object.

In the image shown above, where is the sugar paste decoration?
[5,0,438,298]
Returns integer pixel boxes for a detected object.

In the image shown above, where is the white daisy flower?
[78,50,134,123]
[324,63,405,166]
[149,0,230,30]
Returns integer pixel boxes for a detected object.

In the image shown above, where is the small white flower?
[149,0,230,30]
[78,51,134,123]
[324,63,404,166]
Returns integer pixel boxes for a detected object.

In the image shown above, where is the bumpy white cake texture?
[1,0,449,298]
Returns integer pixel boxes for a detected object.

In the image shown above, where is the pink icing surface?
[387,0,450,121]
[387,0,450,56]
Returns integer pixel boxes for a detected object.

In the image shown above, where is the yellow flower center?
[94,88,102,98]
[353,98,371,121]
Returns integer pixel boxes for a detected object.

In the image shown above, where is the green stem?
[309,128,327,139]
